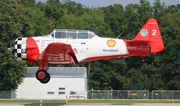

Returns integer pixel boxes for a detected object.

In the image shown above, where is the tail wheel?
[36,70,51,84]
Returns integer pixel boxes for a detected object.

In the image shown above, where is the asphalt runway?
[0,103,180,106]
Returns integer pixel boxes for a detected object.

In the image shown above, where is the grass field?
[0,99,180,104]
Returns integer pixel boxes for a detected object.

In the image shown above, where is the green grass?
[0,99,180,104]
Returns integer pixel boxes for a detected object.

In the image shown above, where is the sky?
[36,0,180,7]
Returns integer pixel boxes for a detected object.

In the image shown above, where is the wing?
[38,42,78,66]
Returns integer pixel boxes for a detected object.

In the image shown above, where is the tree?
[159,12,180,89]
[0,42,26,90]
[80,8,108,36]
[103,4,126,38]
[16,0,36,7]
[0,0,27,90]
[1,0,180,91]
[31,8,50,36]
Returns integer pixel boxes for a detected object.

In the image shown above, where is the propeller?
[8,44,17,61]
[8,47,12,52]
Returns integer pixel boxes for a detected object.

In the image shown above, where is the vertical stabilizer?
[133,18,164,53]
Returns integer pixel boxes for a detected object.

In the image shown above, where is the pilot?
[59,32,64,38]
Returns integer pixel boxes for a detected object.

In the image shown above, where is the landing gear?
[142,58,145,62]
[36,70,51,84]
[141,56,146,62]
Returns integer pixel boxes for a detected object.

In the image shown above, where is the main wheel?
[36,70,51,84]
[40,72,50,84]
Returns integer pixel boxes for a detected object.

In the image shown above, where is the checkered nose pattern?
[12,37,27,61]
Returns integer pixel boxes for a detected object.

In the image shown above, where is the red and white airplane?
[12,18,164,84]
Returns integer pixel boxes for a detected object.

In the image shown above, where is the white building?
[11,67,87,99]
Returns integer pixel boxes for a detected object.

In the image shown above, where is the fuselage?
[12,29,151,65]
[12,35,131,64]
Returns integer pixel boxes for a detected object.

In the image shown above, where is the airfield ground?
[0,99,180,106]
[0,103,180,106]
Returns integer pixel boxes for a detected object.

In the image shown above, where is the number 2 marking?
[152,29,156,36]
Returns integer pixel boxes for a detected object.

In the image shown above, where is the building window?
[59,92,65,94]
[59,87,65,90]
[47,92,54,94]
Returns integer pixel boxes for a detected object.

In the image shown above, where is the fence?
[1,90,180,99]
[152,90,180,99]
[88,90,149,99]
[0,91,11,99]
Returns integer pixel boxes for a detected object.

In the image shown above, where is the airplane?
[12,18,164,84]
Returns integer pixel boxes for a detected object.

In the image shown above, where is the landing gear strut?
[141,56,145,62]
[36,70,51,84]
[35,51,52,84]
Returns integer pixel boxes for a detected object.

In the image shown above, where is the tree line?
[0,0,180,90]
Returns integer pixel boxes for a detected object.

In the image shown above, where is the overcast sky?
[36,0,180,7]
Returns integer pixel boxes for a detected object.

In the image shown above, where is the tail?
[133,18,164,53]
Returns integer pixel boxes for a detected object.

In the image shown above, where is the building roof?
[24,67,87,78]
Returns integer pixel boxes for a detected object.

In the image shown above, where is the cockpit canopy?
[49,29,98,39]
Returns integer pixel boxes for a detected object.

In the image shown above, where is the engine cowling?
[12,37,40,64]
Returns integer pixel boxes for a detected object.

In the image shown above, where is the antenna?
[117,31,124,39]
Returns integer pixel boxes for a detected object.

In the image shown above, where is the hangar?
[11,67,87,99]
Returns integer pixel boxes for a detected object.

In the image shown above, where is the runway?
[0,103,180,106]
